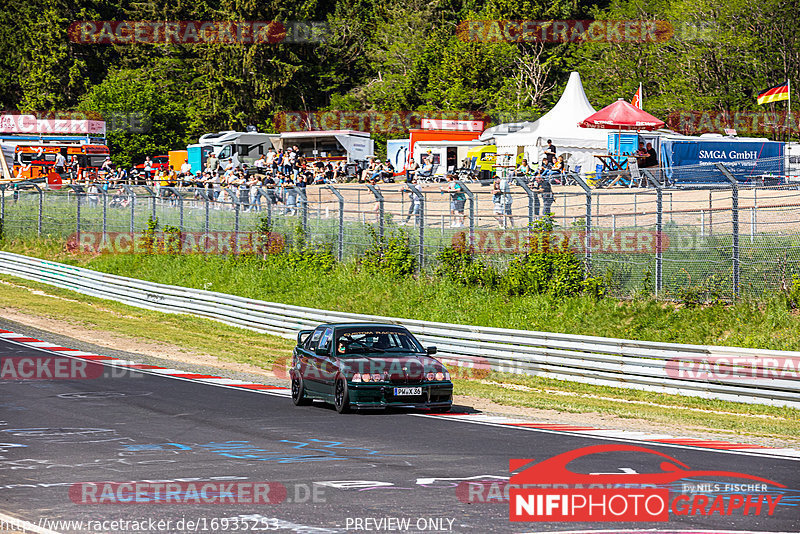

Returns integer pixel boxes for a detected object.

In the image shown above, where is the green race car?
[290,322,454,413]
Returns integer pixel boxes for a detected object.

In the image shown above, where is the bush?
[434,232,497,287]
[784,274,800,310]
[359,227,417,276]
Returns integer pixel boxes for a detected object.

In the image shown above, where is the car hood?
[341,354,447,380]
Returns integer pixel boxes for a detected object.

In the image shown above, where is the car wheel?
[291,376,311,406]
[334,378,351,414]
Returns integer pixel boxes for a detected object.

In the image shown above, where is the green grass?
[2,235,800,351]
[0,272,797,442]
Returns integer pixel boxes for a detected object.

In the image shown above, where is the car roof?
[315,322,407,330]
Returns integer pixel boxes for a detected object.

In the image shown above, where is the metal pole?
[708,190,713,236]
[365,183,385,241]
[409,184,424,270]
[513,176,535,231]
[1,185,5,232]
[645,173,663,296]
[294,186,308,236]
[100,187,107,240]
[458,182,476,248]
[634,192,637,227]
[33,184,43,237]
[750,206,755,243]
[716,163,739,299]
[121,184,136,235]
[572,174,593,272]
[326,185,345,261]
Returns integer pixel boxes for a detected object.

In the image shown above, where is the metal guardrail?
[0,251,797,409]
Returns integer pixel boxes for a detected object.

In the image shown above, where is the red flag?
[631,84,642,109]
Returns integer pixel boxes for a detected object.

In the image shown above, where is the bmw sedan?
[289,323,454,413]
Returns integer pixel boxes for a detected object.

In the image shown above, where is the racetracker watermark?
[0,111,149,133]
[69,481,324,504]
[68,21,328,45]
[667,110,800,135]
[0,356,134,380]
[460,229,672,255]
[68,232,285,255]
[273,111,488,134]
[665,355,800,381]
[457,20,673,43]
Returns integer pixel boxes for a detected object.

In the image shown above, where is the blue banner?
[660,139,784,184]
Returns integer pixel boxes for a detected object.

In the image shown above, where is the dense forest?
[1,0,797,166]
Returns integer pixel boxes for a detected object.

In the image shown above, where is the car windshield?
[335,327,424,355]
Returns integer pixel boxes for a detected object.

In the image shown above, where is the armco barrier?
[0,251,797,409]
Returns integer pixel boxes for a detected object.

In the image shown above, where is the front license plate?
[394,387,422,396]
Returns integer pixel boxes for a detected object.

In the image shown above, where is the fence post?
[458,182,475,247]
[258,187,273,227]
[32,184,43,237]
[572,174,593,273]
[225,187,241,252]
[163,187,183,231]
[645,173,663,297]
[66,185,85,245]
[326,185,345,261]
[141,186,157,222]
[716,163,739,299]
[120,184,136,235]
[100,187,108,240]
[291,186,308,236]
[365,183,385,242]
[408,184,424,270]
[1,184,5,230]
[513,176,535,231]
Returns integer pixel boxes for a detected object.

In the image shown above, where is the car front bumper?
[347,382,453,409]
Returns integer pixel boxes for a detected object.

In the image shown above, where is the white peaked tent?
[494,71,608,174]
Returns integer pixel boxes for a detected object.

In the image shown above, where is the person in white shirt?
[180,158,192,175]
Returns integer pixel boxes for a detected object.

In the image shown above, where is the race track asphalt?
[0,329,797,534]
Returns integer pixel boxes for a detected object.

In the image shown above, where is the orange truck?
[11,143,110,181]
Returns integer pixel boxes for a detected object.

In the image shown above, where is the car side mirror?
[426,346,437,355]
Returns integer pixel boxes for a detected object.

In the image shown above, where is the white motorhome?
[188,131,279,172]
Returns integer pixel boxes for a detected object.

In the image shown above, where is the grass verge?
[0,271,797,444]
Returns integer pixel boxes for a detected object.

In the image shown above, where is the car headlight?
[425,372,435,381]
[436,372,445,381]
[351,374,362,382]
[371,373,382,382]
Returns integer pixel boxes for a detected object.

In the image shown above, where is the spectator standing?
[440,174,466,227]
[402,179,422,226]
[54,150,67,175]
[543,139,557,165]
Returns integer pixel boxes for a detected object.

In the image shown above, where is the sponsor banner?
[69,481,287,504]
[462,229,669,255]
[667,110,800,135]
[68,21,328,45]
[665,355,800,381]
[67,232,285,255]
[457,20,673,44]
[273,111,488,134]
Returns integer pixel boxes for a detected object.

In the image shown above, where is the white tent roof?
[497,71,608,150]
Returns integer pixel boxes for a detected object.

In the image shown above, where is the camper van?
[188,131,279,173]
[271,130,374,164]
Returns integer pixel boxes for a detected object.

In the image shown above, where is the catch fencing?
[0,250,797,409]
[1,160,800,301]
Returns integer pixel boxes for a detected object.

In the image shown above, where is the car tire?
[291,376,311,406]
[334,378,351,414]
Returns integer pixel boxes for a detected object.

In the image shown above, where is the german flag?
[757,81,789,105]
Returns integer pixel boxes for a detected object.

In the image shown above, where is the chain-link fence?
[2,162,800,301]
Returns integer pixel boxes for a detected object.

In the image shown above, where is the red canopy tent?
[579,98,665,186]
[578,98,665,130]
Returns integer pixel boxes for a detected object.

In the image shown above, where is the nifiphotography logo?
[507,444,785,522]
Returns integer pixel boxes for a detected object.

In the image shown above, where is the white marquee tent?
[492,71,609,174]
